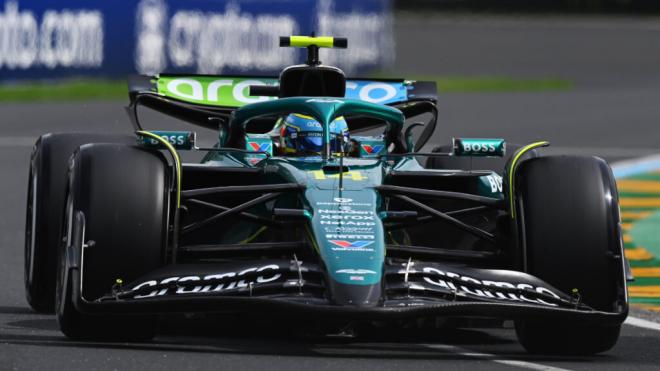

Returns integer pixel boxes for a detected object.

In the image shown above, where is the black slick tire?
[25,133,133,313]
[56,143,168,341]
[514,155,626,355]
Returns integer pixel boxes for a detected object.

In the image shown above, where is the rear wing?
[127,74,437,150]
[129,74,436,107]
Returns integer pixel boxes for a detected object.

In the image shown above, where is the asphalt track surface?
[3,13,660,370]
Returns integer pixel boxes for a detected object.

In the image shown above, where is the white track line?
[424,344,572,371]
[611,154,660,178]
[625,316,660,332]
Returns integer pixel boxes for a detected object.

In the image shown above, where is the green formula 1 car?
[25,36,629,355]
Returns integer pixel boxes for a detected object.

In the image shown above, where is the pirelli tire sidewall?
[71,143,169,302]
[57,143,169,340]
[513,155,626,355]
[24,133,133,314]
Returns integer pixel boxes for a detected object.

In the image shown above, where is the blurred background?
[3,1,660,364]
[0,0,658,155]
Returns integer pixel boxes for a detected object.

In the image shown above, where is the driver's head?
[280,113,349,155]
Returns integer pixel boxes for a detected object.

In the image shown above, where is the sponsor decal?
[486,174,503,193]
[320,220,376,226]
[248,141,272,152]
[158,76,277,106]
[310,170,367,181]
[130,264,281,299]
[334,197,353,203]
[463,142,496,153]
[335,269,377,275]
[139,131,194,150]
[361,144,384,155]
[326,234,375,239]
[324,226,374,233]
[316,200,372,207]
[321,214,374,220]
[346,81,405,104]
[421,267,561,307]
[453,138,505,157]
[329,240,375,252]
[157,78,408,108]
[154,134,186,146]
[319,208,373,215]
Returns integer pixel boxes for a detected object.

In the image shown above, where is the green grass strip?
[627,173,660,181]
[629,277,660,286]
[373,73,573,93]
[0,79,128,102]
[630,210,660,262]
[629,260,660,268]
[630,297,660,305]
[619,192,660,198]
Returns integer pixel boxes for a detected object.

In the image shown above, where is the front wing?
[66,256,627,325]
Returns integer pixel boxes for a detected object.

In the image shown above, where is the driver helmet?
[280,113,349,155]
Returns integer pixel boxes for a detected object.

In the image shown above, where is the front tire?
[56,143,168,341]
[25,133,132,313]
[513,155,626,355]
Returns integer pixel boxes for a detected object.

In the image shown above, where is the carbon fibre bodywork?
[57,84,629,325]
[56,34,628,328]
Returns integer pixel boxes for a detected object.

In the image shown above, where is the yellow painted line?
[617,180,660,193]
[620,198,660,208]
[624,234,633,243]
[625,247,654,260]
[628,286,660,298]
[622,222,633,231]
[621,211,652,220]
[632,267,660,277]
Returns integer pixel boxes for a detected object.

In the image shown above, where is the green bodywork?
[191,98,502,286]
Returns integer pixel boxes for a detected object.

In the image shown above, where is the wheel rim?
[56,190,74,317]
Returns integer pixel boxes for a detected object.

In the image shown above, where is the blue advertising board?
[0,0,393,80]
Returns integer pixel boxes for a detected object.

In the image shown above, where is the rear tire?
[514,155,626,355]
[25,133,133,313]
[56,143,168,341]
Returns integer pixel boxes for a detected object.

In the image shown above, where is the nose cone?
[328,280,382,307]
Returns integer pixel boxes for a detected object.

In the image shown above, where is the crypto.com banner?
[0,0,393,80]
